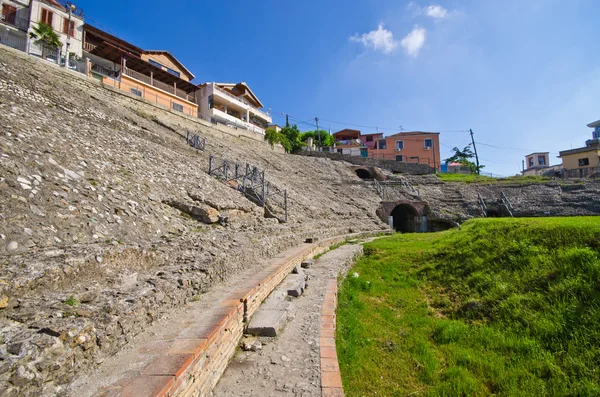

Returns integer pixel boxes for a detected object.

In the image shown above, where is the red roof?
[387,131,439,137]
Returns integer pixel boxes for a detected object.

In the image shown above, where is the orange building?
[82,25,198,117]
[370,131,441,170]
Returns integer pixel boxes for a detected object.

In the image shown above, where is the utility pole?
[432,138,437,174]
[64,3,76,68]
[285,114,289,127]
[470,128,481,175]
[315,117,320,147]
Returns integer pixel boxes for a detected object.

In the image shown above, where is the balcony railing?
[91,63,119,79]
[212,84,270,121]
[123,67,195,102]
[53,0,84,17]
[1,14,29,31]
[83,42,97,52]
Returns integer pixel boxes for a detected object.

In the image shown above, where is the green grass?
[437,173,552,184]
[64,296,80,307]
[337,217,600,397]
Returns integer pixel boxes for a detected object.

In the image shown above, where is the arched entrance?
[355,168,373,180]
[391,204,419,233]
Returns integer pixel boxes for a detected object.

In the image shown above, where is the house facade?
[29,0,84,60]
[0,0,83,60]
[197,82,272,135]
[82,24,198,117]
[1,0,30,51]
[522,152,550,176]
[332,129,383,149]
[370,131,441,169]
[558,120,600,177]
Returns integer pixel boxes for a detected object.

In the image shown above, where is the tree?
[444,145,485,174]
[264,125,304,153]
[29,22,62,59]
[299,130,334,147]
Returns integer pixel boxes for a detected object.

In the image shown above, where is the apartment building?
[332,129,383,150]
[82,24,198,117]
[558,120,600,177]
[0,0,83,60]
[371,131,441,169]
[197,82,272,134]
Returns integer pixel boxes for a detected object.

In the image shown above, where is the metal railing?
[28,41,60,64]
[208,155,288,222]
[501,191,514,217]
[185,131,206,151]
[54,0,84,17]
[477,192,487,217]
[0,32,27,52]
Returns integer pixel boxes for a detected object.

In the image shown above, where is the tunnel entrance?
[391,204,419,233]
[355,168,373,180]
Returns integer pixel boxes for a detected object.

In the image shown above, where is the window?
[62,19,75,37]
[166,67,180,77]
[424,138,433,149]
[538,156,546,166]
[40,8,53,26]
[378,140,387,150]
[395,154,404,162]
[208,94,214,109]
[395,140,404,151]
[148,59,163,69]
[594,126,600,139]
[172,102,184,112]
[366,135,373,142]
[2,5,17,25]
[130,88,142,97]
[528,157,534,167]
[579,158,590,166]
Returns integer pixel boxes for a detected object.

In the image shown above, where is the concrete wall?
[298,150,435,175]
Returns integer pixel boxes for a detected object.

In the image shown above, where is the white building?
[28,0,84,61]
[197,82,272,135]
[0,0,31,51]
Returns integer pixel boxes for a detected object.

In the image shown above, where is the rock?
[63,169,81,180]
[7,343,23,356]
[300,259,313,269]
[305,237,319,243]
[23,228,33,236]
[7,241,18,252]
[0,296,9,309]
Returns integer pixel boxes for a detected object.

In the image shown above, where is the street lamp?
[64,3,76,68]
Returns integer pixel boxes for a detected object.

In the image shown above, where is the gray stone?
[7,241,18,252]
[301,259,313,269]
[247,309,289,337]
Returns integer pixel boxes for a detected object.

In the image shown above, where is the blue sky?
[77,0,600,176]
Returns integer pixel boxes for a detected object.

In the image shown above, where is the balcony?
[210,108,265,135]
[0,14,28,32]
[211,84,271,123]
[123,67,196,103]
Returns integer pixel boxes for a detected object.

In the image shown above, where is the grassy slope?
[437,174,553,184]
[337,218,600,397]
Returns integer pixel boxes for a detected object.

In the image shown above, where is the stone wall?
[297,151,435,175]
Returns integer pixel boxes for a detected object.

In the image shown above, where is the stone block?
[246,309,288,337]
[301,259,313,269]
[305,237,319,243]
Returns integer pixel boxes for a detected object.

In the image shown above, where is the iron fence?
[185,131,206,151]
[0,32,26,52]
[208,155,288,222]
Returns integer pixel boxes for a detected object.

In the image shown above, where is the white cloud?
[425,5,448,19]
[349,24,398,54]
[401,26,427,57]
[407,3,451,20]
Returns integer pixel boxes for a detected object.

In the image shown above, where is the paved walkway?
[210,243,364,397]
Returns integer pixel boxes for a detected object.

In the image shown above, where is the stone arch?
[354,168,373,180]
[391,204,420,233]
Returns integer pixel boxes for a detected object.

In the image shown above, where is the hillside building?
[371,131,441,170]
[558,120,600,178]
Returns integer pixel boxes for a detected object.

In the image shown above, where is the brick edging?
[320,280,344,397]
[93,231,384,397]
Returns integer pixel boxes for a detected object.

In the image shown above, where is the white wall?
[29,0,84,57]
